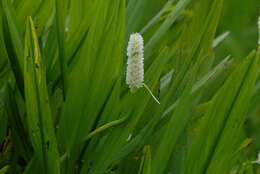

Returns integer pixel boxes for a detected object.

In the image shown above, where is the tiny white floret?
[126,33,144,91]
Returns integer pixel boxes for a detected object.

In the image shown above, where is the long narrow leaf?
[24,16,60,174]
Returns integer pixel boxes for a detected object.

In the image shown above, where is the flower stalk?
[126,33,160,104]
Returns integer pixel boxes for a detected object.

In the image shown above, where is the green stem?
[60,116,127,163]
[80,116,127,144]
[60,152,69,163]
[142,83,160,104]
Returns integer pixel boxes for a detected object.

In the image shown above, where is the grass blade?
[1,0,24,94]
[140,0,175,34]
[184,50,258,174]
[24,16,60,174]
[144,0,192,56]
[151,65,196,174]
[55,0,68,96]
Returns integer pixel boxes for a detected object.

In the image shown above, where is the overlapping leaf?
[24,16,60,174]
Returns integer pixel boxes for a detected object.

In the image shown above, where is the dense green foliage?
[0,0,259,174]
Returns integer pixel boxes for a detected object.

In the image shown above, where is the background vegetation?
[0,0,259,174]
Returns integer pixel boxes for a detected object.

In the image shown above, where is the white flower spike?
[126,33,160,104]
[126,33,144,90]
